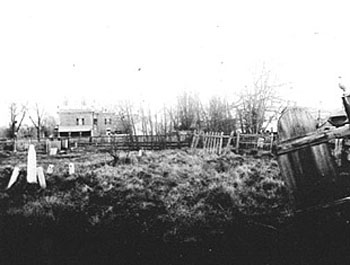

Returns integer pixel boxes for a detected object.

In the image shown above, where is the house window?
[93,118,98,125]
[82,118,85,125]
[105,118,107,125]
[109,118,112,124]
[76,118,79,125]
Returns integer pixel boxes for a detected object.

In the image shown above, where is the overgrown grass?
[0,149,290,265]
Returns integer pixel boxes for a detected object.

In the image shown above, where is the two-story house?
[58,109,126,138]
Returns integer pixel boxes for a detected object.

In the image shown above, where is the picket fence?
[191,130,275,154]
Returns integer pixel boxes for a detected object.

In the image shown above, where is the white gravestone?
[49,148,58,156]
[7,166,20,189]
[37,167,46,189]
[27,144,37,183]
[47,164,54,174]
[69,163,75,175]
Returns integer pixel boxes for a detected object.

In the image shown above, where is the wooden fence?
[1,131,276,154]
[0,134,191,153]
[191,130,276,154]
[65,133,192,151]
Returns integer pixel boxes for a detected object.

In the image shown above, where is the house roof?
[59,109,93,114]
[58,125,92,132]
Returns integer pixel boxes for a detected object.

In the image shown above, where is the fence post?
[217,132,222,154]
[205,132,209,152]
[235,132,240,153]
[194,131,201,149]
[214,132,219,154]
[13,138,17,152]
[191,130,197,149]
[213,132,217,153]
[207,132,211,153]
[211,132,216,154]
[202,132,207,151]
[177,131,181,149]
[270,132,274,152]
[218,132,224,154]
[213,133,217,153]
[225,131,234,153]
[207,132,212,153]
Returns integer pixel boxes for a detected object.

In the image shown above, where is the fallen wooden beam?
[277,125,350,155]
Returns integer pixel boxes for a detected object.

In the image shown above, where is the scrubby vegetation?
[0,149,342,265]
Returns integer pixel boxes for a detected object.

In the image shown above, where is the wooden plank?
[277,124,350,155]
[277,107,341,209]
[211,132,216,153]
[213,132,218,153]
[203,132,208,150]
[213,132,217,152]
[206,132,211,152]
[216,132,221,154]
[210,132,215,153]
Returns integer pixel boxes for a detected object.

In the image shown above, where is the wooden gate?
[277,107,343,209]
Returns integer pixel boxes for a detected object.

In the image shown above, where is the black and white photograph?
[1,1,350,264]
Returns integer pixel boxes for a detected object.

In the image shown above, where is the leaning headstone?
[27,144,37,183]
[69,163,75,175]
[47,164,54,174]
[7,166,20,189]
[37,167,46,189]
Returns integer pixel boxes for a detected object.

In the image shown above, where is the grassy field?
[0,148,349,265]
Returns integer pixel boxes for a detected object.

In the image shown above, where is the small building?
[58,109,126,138]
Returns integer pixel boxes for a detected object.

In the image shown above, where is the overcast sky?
[1,0,350,126]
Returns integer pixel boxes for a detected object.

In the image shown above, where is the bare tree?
[205,95,236,133]
[234,66,287,134]
[174,91,203,131]
[29,103,46,142]
[42,115,57,138]
[8,103,27,139]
